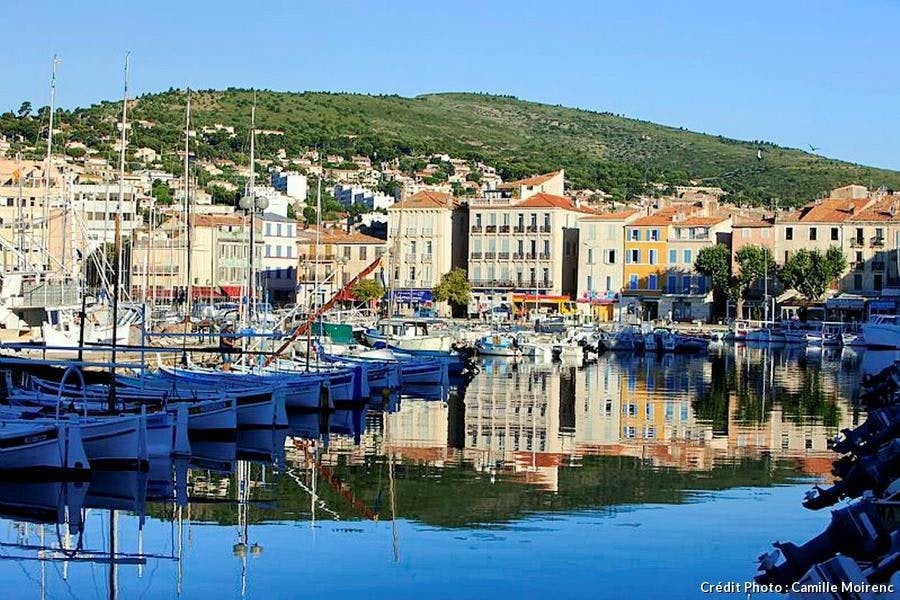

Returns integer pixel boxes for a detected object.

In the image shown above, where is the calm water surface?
[0,345,888,599]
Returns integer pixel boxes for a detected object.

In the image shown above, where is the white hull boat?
[861,315,900,349]
[0,420,89,476]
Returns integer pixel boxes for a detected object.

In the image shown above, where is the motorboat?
[806,323,843,347]
[363,317,455,352]
[475,334,521,357]
[861,315,900,349]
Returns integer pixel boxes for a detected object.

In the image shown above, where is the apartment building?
[296,226,386,307]
[386,190,467,313]
[467,192,586,314]
[260,213,299,305]
[576,209,640,320]
[496,169,565,200]
[623,202,729,322]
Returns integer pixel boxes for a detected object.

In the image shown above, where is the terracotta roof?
[390,190,456,210]
[779,198,873,223]
[733,216,774,228]
[513,192,596,213]
[191,214,245,227]
[579,208,640,221]
[298,227,385,245]
[847,196,900,222]
[499,170,561,189]
[676,215,730,226]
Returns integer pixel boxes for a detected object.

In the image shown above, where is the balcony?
[871,237,885,247]
[421,227,434,236]
[484,251,497,259]
[873,261,886,271]
[485,225,497,233]
[527,225,538,233]
[539,253,551,260]
[513,252,525,259]
[471,225,483,233]
[664,285,708,296]
[470,252,483,260]
[525,252,536,260]
[471,279,516,288]
[850,238,863,248]
[405,253,417,262]
[540,226,551,233]
[499,225,511,233]
[420,253,433,263]
[405,227,417,235]
[514,225,525,233]
[497,252,510,259]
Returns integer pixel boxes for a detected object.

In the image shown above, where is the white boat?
[519,340,553,361]
[0,420,89,476]
[842,332,866,347]
[363,318,455,352]
[861,315,900,349]
[806,324,842,347]
[475,334,521,357]
[41,304,143,348]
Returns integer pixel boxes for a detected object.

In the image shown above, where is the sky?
[6,0,900,169]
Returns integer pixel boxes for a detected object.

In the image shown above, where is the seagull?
[808,144,821,153]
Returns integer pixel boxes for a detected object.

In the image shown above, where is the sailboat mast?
[116,52,130,301]
[41,55,60,272]
[247,101,257,326]
[183,90,192,317]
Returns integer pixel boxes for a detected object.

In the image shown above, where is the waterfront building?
[576,208,640,320]
[386,190,467,314]
[259,212,299,305]
[296,226,386,308]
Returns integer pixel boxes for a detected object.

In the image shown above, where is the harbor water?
[0,345,883,599]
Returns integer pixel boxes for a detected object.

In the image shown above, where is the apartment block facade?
[576,209,640,320]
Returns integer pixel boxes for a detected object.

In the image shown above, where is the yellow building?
[623,209,674,320]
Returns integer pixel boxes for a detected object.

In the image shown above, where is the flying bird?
[808,144,821,153]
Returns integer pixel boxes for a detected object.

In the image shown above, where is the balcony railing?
[850,238,863,248]
[499,225,510,233]
[470,252,483,259]
[405,253,417,262]
[420,253,433,263]
[664,285,709,295]
[405,228,417,235]
[525,252,536,260]
[527,225,538,233]
[485,225,497,233]
[471,225,483,233]
[872,237,885,247]
[471,279,516,288]
[497,252,510,259]
[538,253,551,260]
[514,225,525,233]
[540,225,551,233]
[512,252,525,259]
[484,251,496,259]
[421,227,434,235]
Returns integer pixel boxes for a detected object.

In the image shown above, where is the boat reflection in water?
[0,346,873,599]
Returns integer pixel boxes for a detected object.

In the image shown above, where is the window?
[648,274,658,290]
[475,214,482,227]
[761,229,769,239]
[265,223,272,236]
[517,214,524,229]
[682,275,691,293]
[426,241,432,254]
[667,275,676,293]
[649,249,658,265]
[488,212,496,226]
[683,249,692,264]
[502,213,509,226]
[853,273,863,290]
[876,227,884,241]
[542,268,550,286]
[668,249,677,264]
[543,240,550,255]
[605,275,612,291]
[649,229,660,241]
[742,228,750,239]
[856,251,863,264]
[586,275,593,291]
[343,246,351,259]
[409,241,416,254]
[875,274,883,291]
[809,227,817,241]
[517,240,523,255]
[831,227,839,241]
[359,246,367,260]
[587,248,594,264]
[629,274,638,290]
[606,249,616,264]
[275,245,282,257]
[287,245,293,258]
[628,249,640,263]
[629,229,640,241]
[856,228,864,243]
[408,266,416,282]
[543,213,551,228]
[786,227,793,241]
[265,244,271,257]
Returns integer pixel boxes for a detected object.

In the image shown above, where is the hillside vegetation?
[3,89,898,206]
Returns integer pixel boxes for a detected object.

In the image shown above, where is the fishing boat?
[475,334,521,357]
[0,419,88,477]
[806,323,843,347]
[598,326,641,351]
[363,317,455,352]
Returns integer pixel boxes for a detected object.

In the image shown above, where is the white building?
[271,171,308,202]
[334,184,394,211]
[260,212,299,304]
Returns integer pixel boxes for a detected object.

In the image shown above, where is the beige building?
[576,209,640,320]
[386,190,467,313]
[496,169,565,200]
[296,226,386,307]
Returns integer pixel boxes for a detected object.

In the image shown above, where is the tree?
[350,278,385,303]
[779,246,847,302]
[17,102,31,118]
[733,245,776,317]
[432,268,471,316]
[693,244,733,319]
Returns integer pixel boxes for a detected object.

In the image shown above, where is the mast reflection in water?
[0,347,871,599]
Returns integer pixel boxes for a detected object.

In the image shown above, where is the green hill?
[4,89,898,206]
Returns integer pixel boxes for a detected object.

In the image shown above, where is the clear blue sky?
[6,0,899,169]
